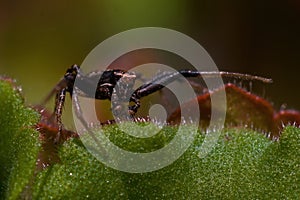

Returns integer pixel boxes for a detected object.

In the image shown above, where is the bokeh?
[1,0,299,127]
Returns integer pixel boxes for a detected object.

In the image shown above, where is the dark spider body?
[44,64,272,143]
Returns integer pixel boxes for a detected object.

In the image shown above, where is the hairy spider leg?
[128,71,179,112]
[128,70,272,115]
[54,88,66,143]
[72,88,107,156]
[179,70,272,83]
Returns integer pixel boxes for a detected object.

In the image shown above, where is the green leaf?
[32,124,299,199]
[32,140,127,199]
[0,78,40,200]
[254,126,300,199]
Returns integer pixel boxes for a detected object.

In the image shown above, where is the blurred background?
[0,0,299,126]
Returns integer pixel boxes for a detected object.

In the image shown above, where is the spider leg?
[133,71,182,99]
[135,70,272,98]
[72,89,107,156]
[54,88,66,144]
[178,70,272,83]
[129,70,272,114]
[127,72,178,115]
[72,89,90,129]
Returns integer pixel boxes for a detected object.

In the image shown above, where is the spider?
[43,64,272,143]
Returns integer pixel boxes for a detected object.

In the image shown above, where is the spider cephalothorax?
[44,64,272,143]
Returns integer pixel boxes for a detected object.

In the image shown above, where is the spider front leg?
[53,88,66,144]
